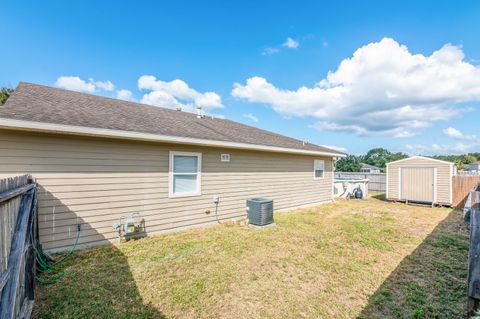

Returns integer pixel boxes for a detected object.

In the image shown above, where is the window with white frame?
[169,152,202,196]
[314,160,325,179]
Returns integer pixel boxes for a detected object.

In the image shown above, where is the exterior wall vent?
[246,198,273,226]
[221,154,230,162]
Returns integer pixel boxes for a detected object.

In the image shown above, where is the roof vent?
[176,106,182,111]
[196,106,204,119]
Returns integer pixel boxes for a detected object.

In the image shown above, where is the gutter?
[0,118,345,157]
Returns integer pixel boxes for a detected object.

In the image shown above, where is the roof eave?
[0,118,345,157]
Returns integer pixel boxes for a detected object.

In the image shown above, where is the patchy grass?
[34,194,468,319]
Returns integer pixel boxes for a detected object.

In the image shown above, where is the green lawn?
[33,194,469,319]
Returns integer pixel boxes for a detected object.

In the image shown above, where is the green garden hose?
[34,224,81,285]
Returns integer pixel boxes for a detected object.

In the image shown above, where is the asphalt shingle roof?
[0,82,344,155]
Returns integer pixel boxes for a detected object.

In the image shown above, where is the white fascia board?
[0,118,345,157]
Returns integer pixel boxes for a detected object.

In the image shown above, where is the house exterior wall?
[387,157,452,205]
[0,130,334,250]
[466,163,480,171]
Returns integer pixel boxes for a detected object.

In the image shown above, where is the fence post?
[468,189,480,316]
[0,190,33,319]
[0,176,36,319]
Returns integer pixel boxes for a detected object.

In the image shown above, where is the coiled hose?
[31,187,81,285]
[34,225,80,285]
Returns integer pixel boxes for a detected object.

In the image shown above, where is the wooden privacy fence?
[452,176,480,208]
[467,184,480,316]
[0,175,37,319]
[334,172,386,192]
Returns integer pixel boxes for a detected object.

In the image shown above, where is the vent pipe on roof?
[196,106,203,119]
[176,106,182,111]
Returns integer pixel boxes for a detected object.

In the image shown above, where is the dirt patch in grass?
[33,195,468,319]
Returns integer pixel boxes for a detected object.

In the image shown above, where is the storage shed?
[386,156,455,206]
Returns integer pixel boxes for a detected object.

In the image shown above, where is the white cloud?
[208,113,226,119]
[55,76,115,93]
[138,75,223,111]
[90,79,115,91]
[283,37,299,49]
[233,38,480,137]
[116,89,135,102]
[243,113,259,122]
[55,76,96,93]
[443,127,477,140]
[263,37,299,56]
[405,141,480,155]
[262,47,280,56]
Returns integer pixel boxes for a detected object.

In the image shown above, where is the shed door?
[401,167,434,202]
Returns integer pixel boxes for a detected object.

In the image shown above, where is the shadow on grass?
[370,192,388,202]
[33,186,165,318]
[358,210,469,319]
[33,244,165,319]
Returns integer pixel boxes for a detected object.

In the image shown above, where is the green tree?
[433,154,479,170]
[335,155,361,172]
[363,148,390,168]
[469,153,480,161]
[464,154,477,164]
[0,87,13,105]
[454,159,464,170]
[363,148,407,169]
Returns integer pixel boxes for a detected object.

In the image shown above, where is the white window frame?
[169,151,202,197]
[220,154,230,162]
[313,159,325,180]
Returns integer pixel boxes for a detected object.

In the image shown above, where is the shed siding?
[0,130,333,250]
[387,157,452,204]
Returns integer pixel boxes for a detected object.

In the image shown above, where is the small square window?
[221,154,230,162]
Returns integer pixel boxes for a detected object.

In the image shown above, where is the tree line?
[335,148,480,172]
[0,87,13,105]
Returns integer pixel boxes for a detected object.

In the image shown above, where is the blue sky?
[1,0,480,155]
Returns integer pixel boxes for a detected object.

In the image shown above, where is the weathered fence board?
[467,185,480,316]
[335,172,386,192]
[0,175,37,319]
[452,176,480,208]
[0,176,30,277]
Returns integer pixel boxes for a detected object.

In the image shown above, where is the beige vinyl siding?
[387,157,452,205]
[0,130,333,250]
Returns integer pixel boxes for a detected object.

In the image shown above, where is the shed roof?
[386,156,454,166]
[0,82,345,157]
